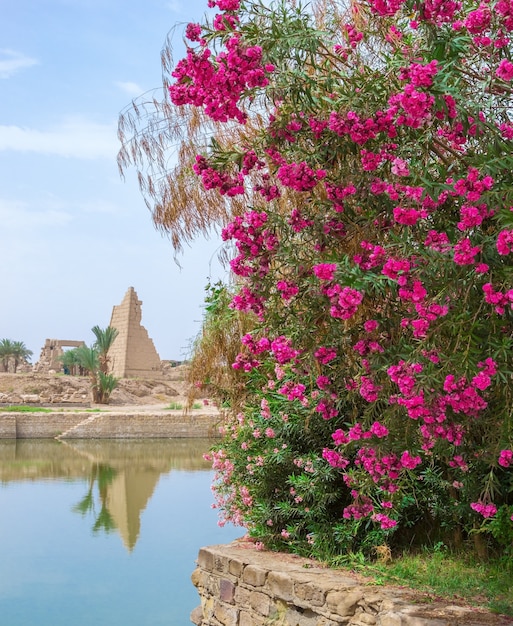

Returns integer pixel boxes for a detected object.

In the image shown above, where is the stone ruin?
[107,287,162,379]
[33,339,86,373]
[33,287,162,379]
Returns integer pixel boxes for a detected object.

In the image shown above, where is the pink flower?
[313,263,337,280]
[498,449,513,468]
[453,238,480,265]
[400,451,422,469]
[497,229,513,255]
[322,448,349,468]
[372,513,397,529]
[314,346,337,364]
[470,502,497,518]
[497,59,513,81]
[370,421,389,438]
[364,319,379,332]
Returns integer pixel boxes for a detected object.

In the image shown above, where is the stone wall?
[34,339,86,373]
[108,287,162,378]
[0,411,221,439]
[191,543,510,626]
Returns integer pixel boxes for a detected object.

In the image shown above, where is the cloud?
[116,81,144,97]
[0,198,73,230]
[0,117,119,159]
[0,49,39,78]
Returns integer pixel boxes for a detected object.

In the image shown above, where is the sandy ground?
[0,365,214,410]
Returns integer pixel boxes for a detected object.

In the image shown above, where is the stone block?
[326,589,364,617]
[213,601,239,626]
[294,581,326,607]
[197,548,214,572]
[234,585,251,608]
[213,553,231,574]
[267,570,294,601]
[190,605,203,625]
[242,564,267,587]
[238,610,266,626]
[249,590,271,616]
[220,578,236,604]
[229,558,244,577]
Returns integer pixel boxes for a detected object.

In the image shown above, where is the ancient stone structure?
[0,409,220,439]
[191,543,510,626]
[34,339,86,373]
[107,287,162,379]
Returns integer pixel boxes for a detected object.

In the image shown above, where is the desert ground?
[0,364,195,408]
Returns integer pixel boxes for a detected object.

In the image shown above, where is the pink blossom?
[359,376,382,402]
[463,4,492,34]
[497,229,513,255]
[372,513,397,529]
[391,157,410,176]
[497,59,513,81]
[400,451,422,469]
[185,23,202,42]
[332,428,349,445]
[364,319,379,332]
[393,206,425,225]
[398,60,439,88]
[453,238,480,265]
[322,448,349,468]
[276,280,299,301]
[271,336,299,364]
[370,421,389,438]
[313,263,337,280]
[314,346,337,364]
[424,230,451,253]
[277,161,326,191]
[498,449,513,467]
[470,502,497,518]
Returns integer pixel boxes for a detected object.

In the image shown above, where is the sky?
[0,0,228,362]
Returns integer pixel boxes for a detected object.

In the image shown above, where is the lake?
[0,438,242,625]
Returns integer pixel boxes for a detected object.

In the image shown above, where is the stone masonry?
[34,339,86,373]
[107,287,162,378]
[191,543,512,626]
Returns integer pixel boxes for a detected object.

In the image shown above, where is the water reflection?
[0,438,214,551]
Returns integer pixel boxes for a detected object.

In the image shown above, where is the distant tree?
[75,338,118,404]
[0,339,14,372]
[0,339,32,372]
[91,325,119,374]
[10,341,33,373]
[58,348,83,376]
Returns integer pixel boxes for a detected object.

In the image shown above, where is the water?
[0,439,242,625]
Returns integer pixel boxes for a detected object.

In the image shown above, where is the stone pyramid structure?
[107,287,161,378]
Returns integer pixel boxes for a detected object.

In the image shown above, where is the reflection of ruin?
[106,468,160,551]
[108,287,162,379]
[34,339,86,373]
[0,439,212,551]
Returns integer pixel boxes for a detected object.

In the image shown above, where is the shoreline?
[0,404,222,439]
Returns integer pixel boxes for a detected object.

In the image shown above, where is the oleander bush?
[120,0,513,559]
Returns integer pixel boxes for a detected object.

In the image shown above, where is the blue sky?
[0,0,227,362]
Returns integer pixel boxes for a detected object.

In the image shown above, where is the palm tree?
[91,325,119,374]
[0,339,14,372]
[10,341,33,373]
[75,341,119,404]
[59,348,82,375]
[75,345,102,402]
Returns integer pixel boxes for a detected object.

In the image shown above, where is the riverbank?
[0,404,222,439]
